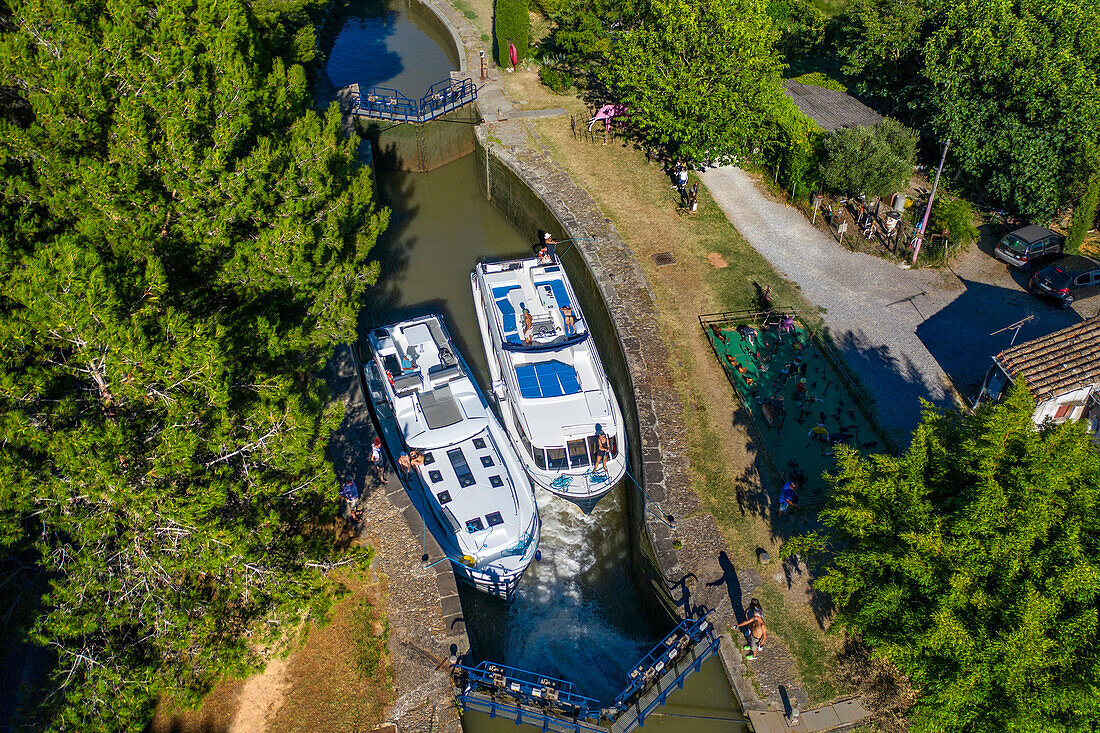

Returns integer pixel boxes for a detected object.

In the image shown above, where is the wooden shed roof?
[995,318,1100,402]
[781,80,883,132]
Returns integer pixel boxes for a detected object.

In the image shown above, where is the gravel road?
[700,166,1083,441]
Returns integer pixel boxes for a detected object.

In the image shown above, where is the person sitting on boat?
[536,231,557,263]
[593,425,610,474]
[561,305,576,337]
[397,449,425,475]
[522,305,534,345]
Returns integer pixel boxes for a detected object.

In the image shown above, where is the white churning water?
[501,489,652,703]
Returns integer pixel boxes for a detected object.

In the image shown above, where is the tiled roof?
[781,80,883,132]
[995,318,1100,402]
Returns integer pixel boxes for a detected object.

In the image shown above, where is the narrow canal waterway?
[326,0,744,726]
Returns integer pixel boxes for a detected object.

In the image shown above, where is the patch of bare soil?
[707,252,729,268]
[150,566,391,733]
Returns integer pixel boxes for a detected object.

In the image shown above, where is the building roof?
[781,79,883,132]
[995,318,1100,402]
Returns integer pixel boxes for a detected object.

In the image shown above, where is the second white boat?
[472,257,627,512]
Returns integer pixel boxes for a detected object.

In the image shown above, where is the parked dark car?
[995,225,1065,270]
[1029,255,1100,309]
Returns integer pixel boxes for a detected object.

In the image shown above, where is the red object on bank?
[509,42,517,71]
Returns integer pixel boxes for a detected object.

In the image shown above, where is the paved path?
[700,166,1083,440]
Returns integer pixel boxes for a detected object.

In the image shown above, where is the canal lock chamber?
[319,0,744,727]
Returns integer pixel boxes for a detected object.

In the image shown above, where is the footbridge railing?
[350,77,477,123]
[454,614,720,733]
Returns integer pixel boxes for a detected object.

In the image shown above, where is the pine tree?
[0,0,388,728]
[785,385,1100,731]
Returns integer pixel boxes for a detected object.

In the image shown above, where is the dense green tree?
[1066,149,1100,253]
[784,385,1100,731]
[836,0,927,114]
[596,0,784,166]
[818,119,916,197]
[922,0,1100,223]
[549,0,640,66]
[0,0,388,729]
[494,0,530,67]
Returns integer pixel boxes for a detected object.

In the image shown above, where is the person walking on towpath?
[339,476,362,522]
[738,598,767,660]
[369,437,387,485]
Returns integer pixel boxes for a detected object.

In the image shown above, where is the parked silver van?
[994,225,1065,270]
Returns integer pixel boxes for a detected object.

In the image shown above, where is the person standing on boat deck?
[339,476,362,522]
[593,425,610,473]
[370,437,387,484]
[398,451,411,475]
[409,450,425,469]
[561,305,576,337]
[522,305,534,345]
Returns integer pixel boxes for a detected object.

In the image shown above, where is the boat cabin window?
[447,448,477,487]
[480,455,495,468]
[533,447,547,470]
[422,452,435,465]
[518,422,536,461]
[466,517,485,532]
[489,475,504,488]
[486,512,504,527]
[436,490,452,504]
[568,439,590,468]
[588,434,618,458]
[429,470,443,484]
[546,447,568,470]
[473,437,487,449]
[442,506,462,533]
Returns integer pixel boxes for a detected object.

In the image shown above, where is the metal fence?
[698,308,898,457]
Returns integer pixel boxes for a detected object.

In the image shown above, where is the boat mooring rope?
[623,464,675,528]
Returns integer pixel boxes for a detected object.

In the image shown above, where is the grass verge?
[498,67,847,704]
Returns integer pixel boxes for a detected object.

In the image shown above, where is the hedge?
[494,0,529,68]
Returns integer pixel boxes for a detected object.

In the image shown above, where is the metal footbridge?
[454,614,721,733]
[350,77,477,123]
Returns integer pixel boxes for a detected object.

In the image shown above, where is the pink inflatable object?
[588,104,628,132]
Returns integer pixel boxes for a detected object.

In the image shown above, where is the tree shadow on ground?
[916,276,1082,401]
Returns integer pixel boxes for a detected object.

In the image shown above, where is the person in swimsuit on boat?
[522,306,534,345]
[561,305,576,337]
[593,424,610,473]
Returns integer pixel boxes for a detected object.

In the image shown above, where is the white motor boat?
[363,314,540,598]
[471,257,627,512]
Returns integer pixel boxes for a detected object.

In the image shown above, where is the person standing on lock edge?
[738,598,767,659]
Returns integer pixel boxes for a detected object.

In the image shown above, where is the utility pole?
[912,138,950,265]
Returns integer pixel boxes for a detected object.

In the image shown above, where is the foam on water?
[499,489,652,703]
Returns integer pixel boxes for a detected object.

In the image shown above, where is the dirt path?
[228,656,293,733]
